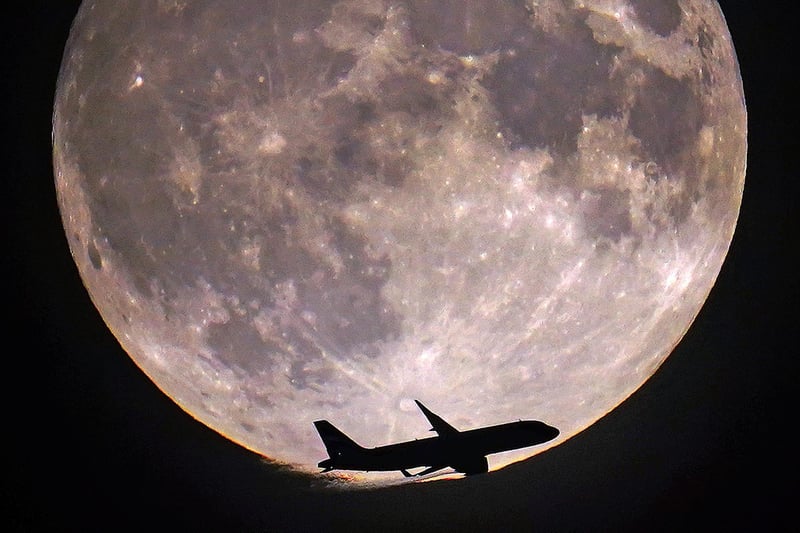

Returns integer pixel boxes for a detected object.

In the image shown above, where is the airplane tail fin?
[314,420,365,458]
[414,400,459,436]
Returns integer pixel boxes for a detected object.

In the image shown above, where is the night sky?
[8,2,794,530]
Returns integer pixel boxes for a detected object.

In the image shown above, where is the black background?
[8,2,795,530]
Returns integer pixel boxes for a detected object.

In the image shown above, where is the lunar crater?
[629,0,683,37]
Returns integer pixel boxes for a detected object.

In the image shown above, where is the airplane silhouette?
[314,400,559,477]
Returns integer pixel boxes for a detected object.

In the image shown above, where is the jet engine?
[452,455,489,475]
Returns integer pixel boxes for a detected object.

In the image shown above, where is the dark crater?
[294,153,353,203]
[697,25,717,86]
[485,18,623,156]
[579,188,632,241]
[87,240,103,270]
[207,315,274,373]
[628,0,682,37]
[628,69,703,177]
[307,79,444,195]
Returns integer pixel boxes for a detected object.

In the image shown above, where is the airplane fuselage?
[317,418,559,476]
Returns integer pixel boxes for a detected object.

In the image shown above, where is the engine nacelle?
[452,455,488,475]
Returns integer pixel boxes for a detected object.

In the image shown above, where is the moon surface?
[53,0,745,483]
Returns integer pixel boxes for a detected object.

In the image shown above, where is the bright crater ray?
[53,0,746,482]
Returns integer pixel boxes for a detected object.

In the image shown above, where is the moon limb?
[53,0,745,482]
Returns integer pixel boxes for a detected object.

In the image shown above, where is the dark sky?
[8,2,794,531]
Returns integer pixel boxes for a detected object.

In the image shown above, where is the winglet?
[414,400,459,436]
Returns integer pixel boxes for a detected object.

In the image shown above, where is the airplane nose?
[526,420,560,441]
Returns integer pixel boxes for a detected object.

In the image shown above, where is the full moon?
[53,0,746,483]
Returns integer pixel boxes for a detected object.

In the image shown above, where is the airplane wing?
[401,465,449,478]
[415,400,459,436]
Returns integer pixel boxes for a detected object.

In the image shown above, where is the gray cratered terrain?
[53,0,745,482]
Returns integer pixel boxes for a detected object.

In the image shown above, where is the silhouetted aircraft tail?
[415,400,459,436]
[314,420,365,471]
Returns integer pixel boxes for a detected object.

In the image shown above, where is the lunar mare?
[53,0,745,482]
